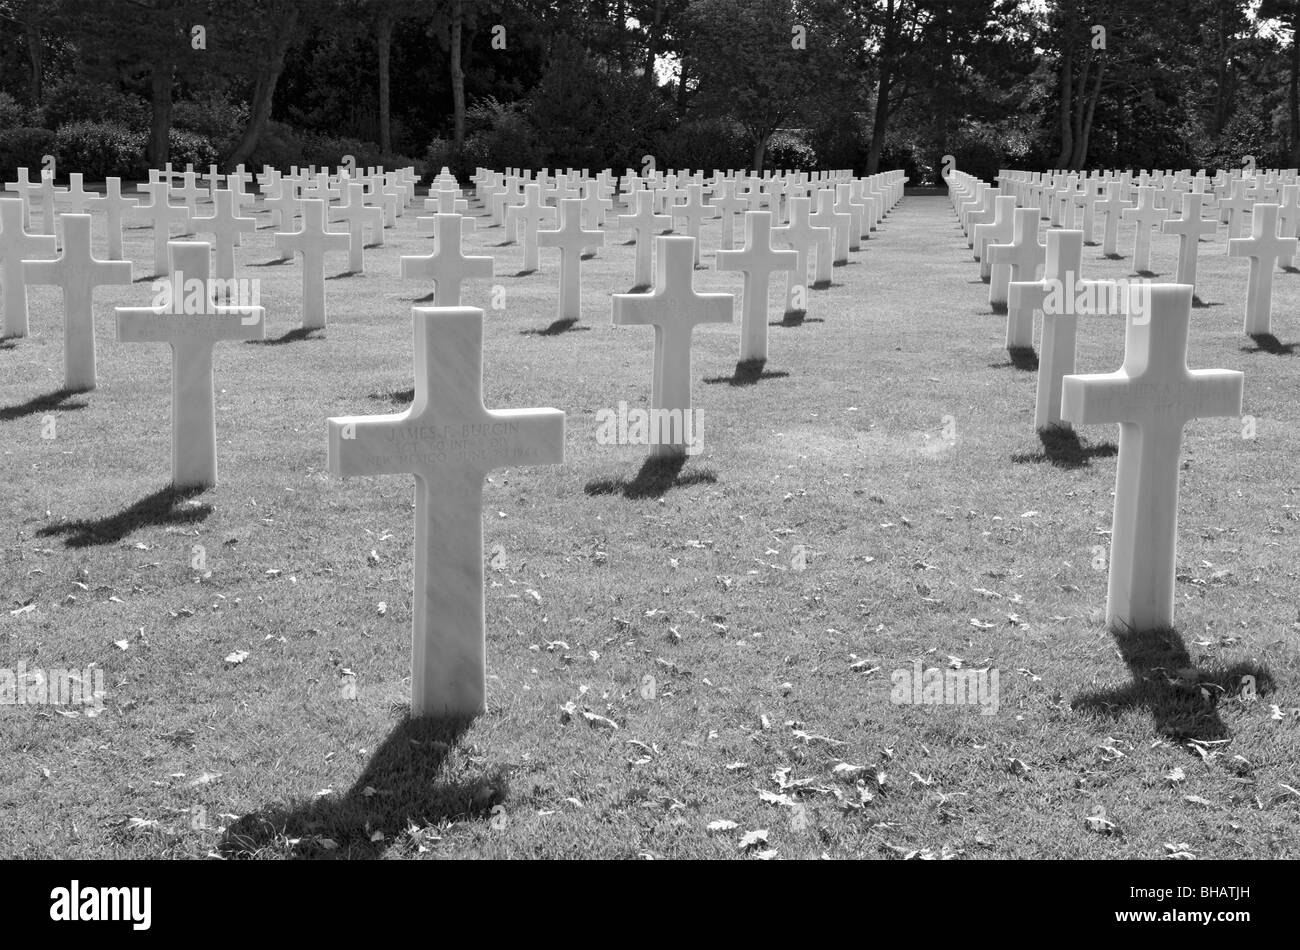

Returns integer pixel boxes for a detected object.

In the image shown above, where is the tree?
[224,0,305,170]
[684,0,845,171]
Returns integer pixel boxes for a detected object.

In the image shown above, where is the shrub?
[172,93,249,156]
[766,131,818,172]
[167,128,218,169]
[56,121,147,180]
[0,91,31,128]
[652,117,748,174]
[456,97,543,173]
[0,126,58,179]
[246,120,306,171]
[41,78,149,130]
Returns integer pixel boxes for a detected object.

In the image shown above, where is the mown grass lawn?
[1,183,1297,859]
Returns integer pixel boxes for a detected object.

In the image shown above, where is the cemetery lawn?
[2,193,1298,860]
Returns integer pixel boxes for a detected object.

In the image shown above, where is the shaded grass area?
[0,193,1297,860]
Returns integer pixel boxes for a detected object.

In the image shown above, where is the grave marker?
[24,214,133,390]
[400,213,493,307]
[276,198,351,330]
[716,211,797,362]
[1061,284,1243,632]
[116,242,265,487]
[612,236,732,457]
[326,306,564,717]
[0,196,58,338]
[538,198,604,321]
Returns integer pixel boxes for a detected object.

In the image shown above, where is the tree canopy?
[0,0,1296,182]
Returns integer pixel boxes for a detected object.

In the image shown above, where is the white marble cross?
[1227,202,1297,336]
[669,183,713,264]
[835,184,864,252]
[1277,184,1300,268]
[24,214,133,391]
[175,170,207,217]
[1008,229,1120,428]
[973,196,1017,279]
[617,189,673,288]
[329,182,385,273]
[84,177,138,261]
[712,180,749,251]
[192,189,256,281]
[987,207,1044,311]
[326,306,564,717]
[538,197,604,322]
[64,173,93,220]
[1061,284,1243,632]
[612,236,732,456]
[0,196,57,338]
[716,211,797,362]
[1121,185,1168,273]
[138,180,193,276]
[1159,191,1217,290]
[810,188,851,264]
[276,198,351,330]
[772,195,830,315]
[400,212,493,306]
[1218,179,1253,238]
[3,167,40,228]
[1096,183,1130,257]
[264,180,301,234]
[116,241,265,487]
[506,183,556,272]
[35,174,68,237]
[579,181,613,235]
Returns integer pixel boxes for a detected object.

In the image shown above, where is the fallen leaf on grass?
[224,649,249,665]
[738,829,768,851]
[707,819,737,833]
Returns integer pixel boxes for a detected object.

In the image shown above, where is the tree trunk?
[865,0,898,176]
[866,71,892,175]
[148,61,174,168]
[225,3,301,171]
[644,0,664,86]
[24,20,42,106]
[1055,44,1074,170]
[377,9,393,154]
[1072,55,1105,169]
[451,0,465,151]
[752,133,768,173]
[675,55,690,115]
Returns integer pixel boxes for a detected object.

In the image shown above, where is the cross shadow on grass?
[770,310,824,326]
[371,387,414,405]
[1191,296,1220,308]
[625,283,651,294]
[37,485,211,548]
[248,327,323,346]
[325,270,360,280]
[219,713,499,859]
[584,454,718,500]
[1243,333,1297,356]
[990,301,1008,315]
[512,269,536,277]
[520,317,589,336]
[0,387,91,422]
[249,257,293,267]
[1073,626,1274,743]
[0,338,16,350]
[703,358,789,386]
[1011,426,1117,469]
[989,346,1038,371]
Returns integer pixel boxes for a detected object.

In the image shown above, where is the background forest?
[1,0,1299,184]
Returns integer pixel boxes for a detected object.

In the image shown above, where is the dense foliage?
[0,0,1297,183]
